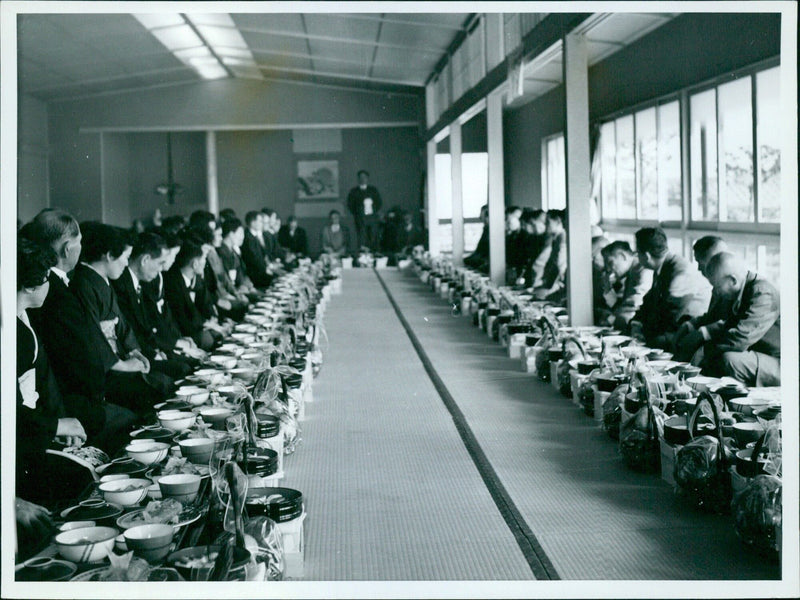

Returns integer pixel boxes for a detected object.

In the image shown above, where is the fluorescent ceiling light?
[133,13,186,30]
[195,63,228,80]
[173,46,213,61]
[213,47,253,59]
[151,25,204,51]
[186,13,235,27]
[196,25,248,49]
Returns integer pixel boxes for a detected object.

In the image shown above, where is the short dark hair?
[693,235,725,258]
[157,229,182,250]
[547,209,566,224]
[131,232,168,261]
[79,222,132,264]
[245,211,261,227]
[357,170,369,178]
[18,236,57,290]
[219,208,237,223]
[222,217,244,238]
[161,215,186,236]
[505,205,522,216]
[174,240,204,270]
[261,207,276,218]
[20,208,80,252]
[189,210,216,231]
[635,227,669,258]
[286,215,298,225]
[601,240,633,259]
[329,209,341,218]
[182,224,214,247]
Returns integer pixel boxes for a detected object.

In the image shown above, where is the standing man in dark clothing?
[347,169,383,250]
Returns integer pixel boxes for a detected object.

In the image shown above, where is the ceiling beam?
[24,65,194,94]
[250,46,430,74]
[257,63,423,88]
[341,13,466,32]
[367,13,385,80]
[237,24,446,55]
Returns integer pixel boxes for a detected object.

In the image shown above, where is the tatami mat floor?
[378,269,780,581]
[279,271,534,580]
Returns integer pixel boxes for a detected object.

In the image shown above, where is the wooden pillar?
[426,139,440,256]
[450,120,464,265]
[206,131,219,216]
[487,89,506,285]
[563,32,593,326]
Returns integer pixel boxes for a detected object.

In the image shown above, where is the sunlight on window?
[757,67,781,223]
[718,77,754,223]
[690,88,718,221]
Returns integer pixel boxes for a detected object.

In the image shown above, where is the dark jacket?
[142,272,182,352]
[241,230,272,289]
[163,268,206,343]
[464,226,489,271]
[28,272,108,406]
[347,185,383,223]
[278,225,308,256]
[709,271,780,358]
[71,263,139,359]
[633,253,711,347]
[262,231,286,262]
[17,317,65,485]
[218,244,249,289]
[112,268,161,359]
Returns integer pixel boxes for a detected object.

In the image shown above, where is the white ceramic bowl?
[125,441,170,466]
[178,437,215,464]
[215,385,243,400]
[209,355,237,370]
[158,474,202,504]
[98,477,150,507]
[199,406,234,425]
[158,411,197,432]
[59,520,96,533]
[218,343,245,357]
[192,369,225,385]
[175,386,210,406]
[55,526,117,563]
[229,367,257,384]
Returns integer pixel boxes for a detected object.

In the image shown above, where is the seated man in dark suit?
[673,236,731,361]
[598,241,653,330]
[464,204,489,273]
[630,227,711,350]
[218,217,263,302]
[112,232,193,381]
[241,211,274,289]
[71,222,173,415]
[696,252,780,386]
[278,215,309,257]
[163,240,222,350]
[22,210,136,453]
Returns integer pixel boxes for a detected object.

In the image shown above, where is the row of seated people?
[15,207,300,520]
[462,203,779,389]
[592,228,780,388]
[465,205,569,303]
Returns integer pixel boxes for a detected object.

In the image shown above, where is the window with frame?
[599,101,681,222]
[688,66,781,224]
[600,63,781,227]
[541,133,566,210]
